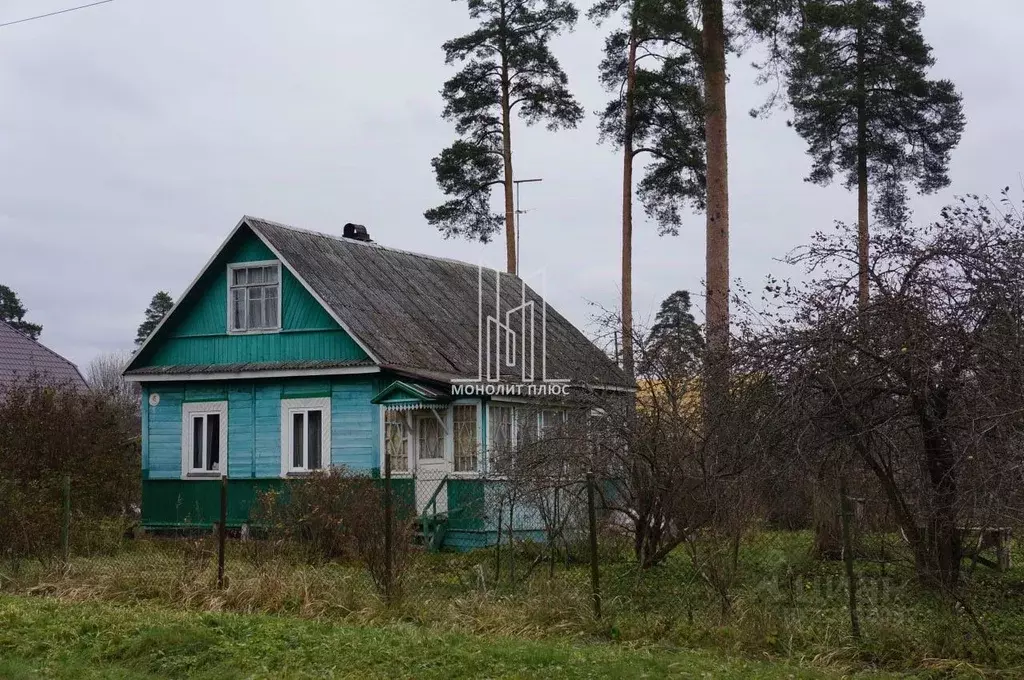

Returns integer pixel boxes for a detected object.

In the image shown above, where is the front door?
[415,412,449,514]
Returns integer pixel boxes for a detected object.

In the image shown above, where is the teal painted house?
[125,217,630,548]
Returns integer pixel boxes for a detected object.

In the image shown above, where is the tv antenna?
[514,177,543,272]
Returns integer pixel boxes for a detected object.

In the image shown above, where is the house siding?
[141,377,379,482]
[132,228,368,370]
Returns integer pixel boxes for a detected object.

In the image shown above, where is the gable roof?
[245,217,631,389]
[127,216,631,390]
[0,320,87,389]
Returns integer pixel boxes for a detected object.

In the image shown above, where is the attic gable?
[126,222,372,374]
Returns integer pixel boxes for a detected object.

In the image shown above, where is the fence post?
[586,471,602,619]
[383,451,394,604]
[60,473,71,567]
[839,474,860,639]
[217,475,227,589]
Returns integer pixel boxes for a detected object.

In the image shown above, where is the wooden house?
[124,217,630,548]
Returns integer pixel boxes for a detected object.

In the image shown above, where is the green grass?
[0,595,886,679]
[3,530,1023,676]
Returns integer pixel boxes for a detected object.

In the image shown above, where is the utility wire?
[0,0,115,30]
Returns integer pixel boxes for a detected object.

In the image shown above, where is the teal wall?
[142,377,381,480]
[131,226,368,369]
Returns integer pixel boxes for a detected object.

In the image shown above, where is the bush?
[0,378,139,563]
[252,468,414,601]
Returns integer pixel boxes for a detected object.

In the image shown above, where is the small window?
[281,398,331,475]
[229,262,281,332]
[417,415,444,460]
[517,407,539,447]
[488,405,515,473]
[182,402,227,477]
[540,409,564,437]
[384,411,409,472]
[453,405,478,472]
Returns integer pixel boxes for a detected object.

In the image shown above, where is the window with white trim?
[384,411,409,472]
[540,409,565,436]
[417,414,445,460]
[229,262,280,332]
[281,398,331,474]
[488,404,515,473]
[453,405,478,472]
[181,401,227,477]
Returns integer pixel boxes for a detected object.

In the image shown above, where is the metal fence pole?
[586,471,602,619]
[839,474,860,639]
[383,452,394,604]
[60,473,71,567]
[217,475,227,589]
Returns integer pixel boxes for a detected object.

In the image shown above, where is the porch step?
[414,514,449,551]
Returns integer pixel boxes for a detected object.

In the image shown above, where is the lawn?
[2,530,1022,677]
[0,595,887,679]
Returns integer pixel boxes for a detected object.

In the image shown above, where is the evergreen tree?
[135,291,174,346]
[0,285,42,340]
[701,0,731,409]
[782,0,965,309]
[647,289,704,376]
[426,0,584,275]
[591,0,707,379]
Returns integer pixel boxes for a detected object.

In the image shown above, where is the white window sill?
[185,472,223,479]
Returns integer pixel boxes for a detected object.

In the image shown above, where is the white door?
[415,412,449,514]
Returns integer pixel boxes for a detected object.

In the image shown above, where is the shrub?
[0,377,139,563]
[252,468,414,601]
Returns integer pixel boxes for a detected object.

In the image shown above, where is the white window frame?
[379,407,414,477]
[227,260,282,334]
[280,397,331,475]
[451,401,482,476]
[415,412,446,463]
[486,403,517,476]
[181,401,228,479]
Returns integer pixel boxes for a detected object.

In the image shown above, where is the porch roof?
[371,379,451,411]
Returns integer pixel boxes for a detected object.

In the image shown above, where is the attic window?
[229,262,280,332]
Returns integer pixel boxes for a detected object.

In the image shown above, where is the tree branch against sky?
[591,0,707,380]
[426,0,584,275]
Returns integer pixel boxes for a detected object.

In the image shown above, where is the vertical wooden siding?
[142,377,379,479]
[134,227,368,368]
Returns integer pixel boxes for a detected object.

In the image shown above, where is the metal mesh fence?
[1,473,1022,665]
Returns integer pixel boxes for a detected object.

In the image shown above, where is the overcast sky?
[0,0,1019,372]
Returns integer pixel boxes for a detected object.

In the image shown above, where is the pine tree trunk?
[501,60,517,276]
[621,22,638,380]
[855,3,869,311]
[702,0,730,412]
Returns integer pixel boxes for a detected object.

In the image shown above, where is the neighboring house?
[0,319,86,391]
[124,216,630,548]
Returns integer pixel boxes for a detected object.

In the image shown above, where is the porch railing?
[420,474,449,552]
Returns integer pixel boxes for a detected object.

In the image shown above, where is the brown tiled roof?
[0,320,86,389]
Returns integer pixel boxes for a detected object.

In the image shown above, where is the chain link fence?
[2,471,1022,667]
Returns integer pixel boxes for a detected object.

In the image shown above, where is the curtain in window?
[385,411,409,472]
[453,405,477,472]
[418,416,444,459]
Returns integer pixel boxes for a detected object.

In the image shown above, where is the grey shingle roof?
[245,217,631,389]
[0,320,87,389]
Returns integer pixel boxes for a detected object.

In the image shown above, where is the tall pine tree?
[135,291,174,347]
[426,0,584,275]
[591,0,707,380]
[782,0,965,309]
